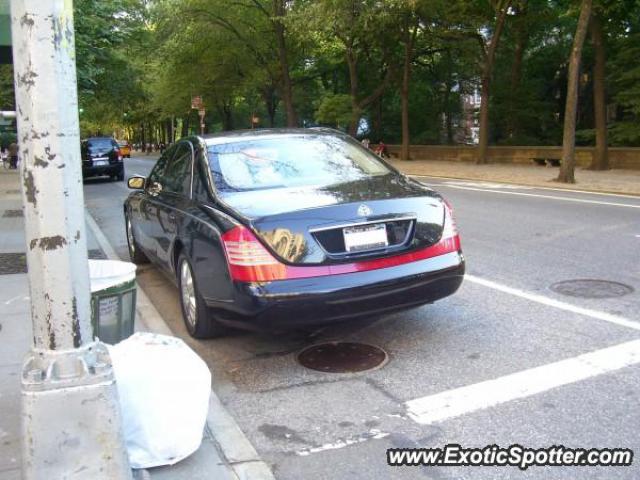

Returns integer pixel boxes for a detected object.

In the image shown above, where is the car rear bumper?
[82,163,123,178]
[207,250,465,329]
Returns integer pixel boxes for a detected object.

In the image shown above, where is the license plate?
[343,223,388,252]
[94,159,108,166]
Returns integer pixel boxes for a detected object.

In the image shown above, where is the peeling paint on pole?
[11,1,132,477]
[11,0,91,350]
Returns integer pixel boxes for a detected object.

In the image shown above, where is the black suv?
[81,137,124,181]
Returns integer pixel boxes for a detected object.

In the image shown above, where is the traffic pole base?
[21,341,132,479]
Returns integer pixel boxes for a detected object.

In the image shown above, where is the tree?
[557,0,592,183]
[399,5,420,160]
[0,64,14,110]
[303,0,398,136]
[475,0,511,164]
[607,0,640,146]
[589,11,608,170]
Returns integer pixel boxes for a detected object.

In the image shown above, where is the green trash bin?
[89,259,137,344]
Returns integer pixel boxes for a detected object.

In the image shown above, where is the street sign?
[191,96,203,110]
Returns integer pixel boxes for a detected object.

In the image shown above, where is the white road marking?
[4,295,30,305]
[295,430,389,456]
[465,274,640,332]
[412,174,640,199]
[433,184,640,209]
[443,180,534,190]
[406,339,640,425]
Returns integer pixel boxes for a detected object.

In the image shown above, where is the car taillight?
[116,148,123,161]
[221,225,287,282]
[441,200,461,250]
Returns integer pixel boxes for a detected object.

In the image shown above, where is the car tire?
[125,214,150,265]
[117,171,124,181]
[177,253,229,339]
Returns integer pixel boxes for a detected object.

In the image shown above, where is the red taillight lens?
[440,200,461,250]
[221,226,287,282]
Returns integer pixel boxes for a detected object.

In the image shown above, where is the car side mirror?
[127,176,146,190]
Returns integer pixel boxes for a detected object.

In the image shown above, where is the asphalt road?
[84,155,640,479]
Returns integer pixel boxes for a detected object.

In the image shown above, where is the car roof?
[200,128,349,147]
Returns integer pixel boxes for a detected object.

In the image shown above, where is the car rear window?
[207,135,390,193]
[87,138,115,151]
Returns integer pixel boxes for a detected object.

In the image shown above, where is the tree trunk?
[262,85,277,127]
[507,2,528,140]
[557,0,592,183]
[181,115,190,138]
[219,103,234,131]
[400,18,419,161]
[346,48,360,136]
[273,0,297,127]
[589,14,608,170]
[140,122,146,148]
[476,0,511,164]
[444,49,454,144]
[373,96,382,141]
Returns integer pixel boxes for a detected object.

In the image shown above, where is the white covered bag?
[109,333,211,468]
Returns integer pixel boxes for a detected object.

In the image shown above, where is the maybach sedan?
[124,129,464,338]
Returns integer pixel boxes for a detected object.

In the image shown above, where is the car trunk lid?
[219,175,447,265]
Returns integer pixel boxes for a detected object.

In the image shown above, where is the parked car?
[81,137,124,181]
[117,140,132,158]
[123,129,464,338]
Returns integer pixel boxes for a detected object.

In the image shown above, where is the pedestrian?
[374,140,389,159]
[8,142,19,169]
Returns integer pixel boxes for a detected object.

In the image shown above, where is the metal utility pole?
[10,1,131,478]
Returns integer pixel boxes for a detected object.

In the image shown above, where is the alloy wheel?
[126,217,135,256]
[180,260,197,328]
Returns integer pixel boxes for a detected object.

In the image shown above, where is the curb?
[84,211,276,480]
[402,171,640,198]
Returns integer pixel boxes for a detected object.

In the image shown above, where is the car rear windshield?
[87,138,115,151]
[207,135,391,193]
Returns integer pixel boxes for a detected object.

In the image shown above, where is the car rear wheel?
[125,214,149,265]
[177,253,229,339]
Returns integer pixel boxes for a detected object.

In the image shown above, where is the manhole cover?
[550,279,634,299]
[297,342,388,373]
[2,209,23,218]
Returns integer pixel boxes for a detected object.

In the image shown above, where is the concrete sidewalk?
[389,159,640,196]
[0,169,243,480]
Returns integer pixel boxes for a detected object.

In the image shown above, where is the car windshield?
[207,135,391,193]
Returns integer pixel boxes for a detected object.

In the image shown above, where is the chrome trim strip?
[308,215,417,233]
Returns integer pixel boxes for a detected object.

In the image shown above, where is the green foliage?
[0,132,17,150]
[64,0,640,147]
[315,94,353,128]
[609,30,640,145]
[0,64,14,111]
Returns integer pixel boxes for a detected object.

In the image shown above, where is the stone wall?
[384,145,640,170]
